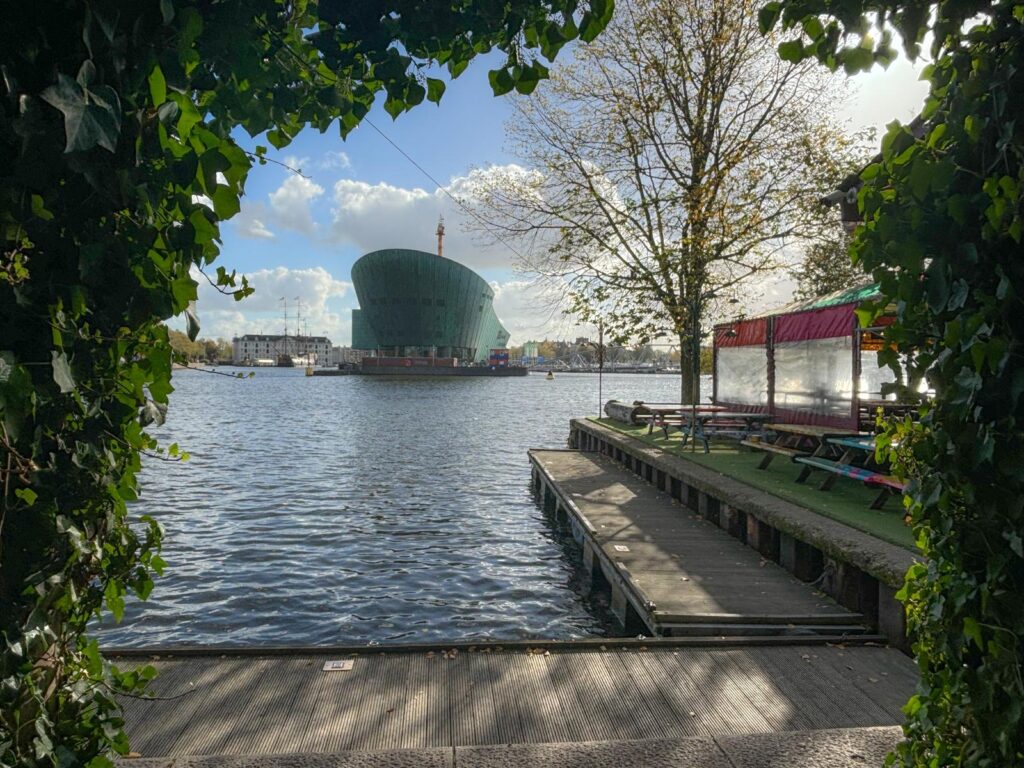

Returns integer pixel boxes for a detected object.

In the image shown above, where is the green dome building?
[350,249,510,363]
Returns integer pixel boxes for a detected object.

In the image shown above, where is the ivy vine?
[762,1,1024,764]
[0,1,612,765]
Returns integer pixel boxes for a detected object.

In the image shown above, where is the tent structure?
[712,284,897,430]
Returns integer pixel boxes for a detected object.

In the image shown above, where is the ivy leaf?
[15,488,37,506]
[148,65,167,106]
[51,350,76,393]
[40,74,122,153]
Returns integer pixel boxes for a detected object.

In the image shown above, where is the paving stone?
[122,748,452,768]
[456,737,732,768]
[715,725,904,767]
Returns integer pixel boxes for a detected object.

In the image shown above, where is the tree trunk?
[679,332,696,405]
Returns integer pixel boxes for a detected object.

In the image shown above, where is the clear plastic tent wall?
[714,318,769,411]
[772,304,857,428]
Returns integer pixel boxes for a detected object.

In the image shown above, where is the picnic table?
[678,411,772,453]
[781,433,904,509]
[635,403,727,437]
[741,422,860,470]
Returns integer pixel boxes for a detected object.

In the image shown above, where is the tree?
[468,0,844,403]
[790,236,865,299]
[763,1,1024,764]
[791,130,876,300]
[0,1,612,764]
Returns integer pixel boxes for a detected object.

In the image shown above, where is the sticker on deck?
[323,660,355,672]
[613,544,630,552]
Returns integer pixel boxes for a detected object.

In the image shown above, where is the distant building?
[232,334,332,365]
[328,346,364,366]
[350,248,510,363]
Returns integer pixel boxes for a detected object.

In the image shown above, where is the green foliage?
[763,1,1024,764]
[0,1,610,765]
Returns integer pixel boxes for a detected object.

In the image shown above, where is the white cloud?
[268,174,325,235]
[490,279,592,345]
[329,167,524,269]
[229,168,325,241]
[233,212,275,239]
[189,266,352,343]
[317,150,352,171]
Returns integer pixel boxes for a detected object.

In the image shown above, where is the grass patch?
[589,418,914,550]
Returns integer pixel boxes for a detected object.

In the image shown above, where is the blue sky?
[191,47,929,347]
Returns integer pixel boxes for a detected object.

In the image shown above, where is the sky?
[188,44,930,348]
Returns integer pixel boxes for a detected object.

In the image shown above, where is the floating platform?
[569,419,917,649]
[110,640,916,759]
[313,366,528,377]
[528,450,865,638]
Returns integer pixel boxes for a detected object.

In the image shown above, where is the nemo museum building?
[350,249,520,373]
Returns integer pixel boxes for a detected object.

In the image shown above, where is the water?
[96,368,707,647]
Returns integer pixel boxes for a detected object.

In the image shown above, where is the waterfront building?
[232,334,332,365]
[328,346,365,366]
[350,248,510,363]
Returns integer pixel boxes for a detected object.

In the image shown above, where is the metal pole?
[598,321,604,419]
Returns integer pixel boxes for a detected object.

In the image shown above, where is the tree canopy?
[468,0,847,403]
[0,1,612,764]
[763,1,1024,764]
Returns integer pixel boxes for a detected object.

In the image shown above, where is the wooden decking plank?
[685,650,775,734]
[635,649,725,736]
[530,450,858,631]
[542,649,608,742]
[249,657,322,753]
[306,655,373,752]
[209,658,279,754]
[559,650,639,741]
[120,658,198,755]
[749,647,863,729]
[349,652,411,751]
[596,650,676,740]
[453,652,504,746]
[501,653,569,744]
[768,646,887,728]
[136,659,229,757]
[662,649,770,735]
[713,649,817,732]
[809,646,912,723]
[389,652,445,749]
[182,659,268,753]
[482,653,528,745]
[119,645,916,756]
[612,649,696,738]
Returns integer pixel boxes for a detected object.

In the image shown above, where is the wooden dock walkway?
[528,450,865,637]
[116,643,916,757]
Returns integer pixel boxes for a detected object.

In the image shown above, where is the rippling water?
[96,368,707,647]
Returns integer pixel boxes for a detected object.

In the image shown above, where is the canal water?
[96,369,709,647]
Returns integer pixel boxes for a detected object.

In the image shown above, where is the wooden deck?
[528,450,864,637]
[117,643,916,757]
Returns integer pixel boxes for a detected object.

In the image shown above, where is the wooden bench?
[740,439,808,469]
[793,456,906,509]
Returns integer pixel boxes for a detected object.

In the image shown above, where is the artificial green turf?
[589,418,915,550]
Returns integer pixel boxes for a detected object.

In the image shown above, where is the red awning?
[774,303,855,343]
[714,317,768,347]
